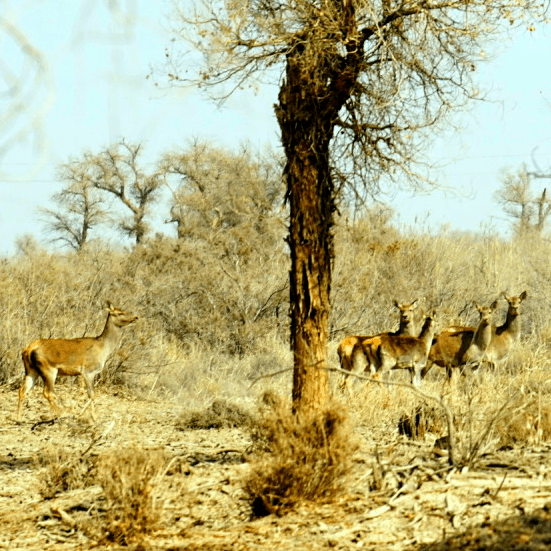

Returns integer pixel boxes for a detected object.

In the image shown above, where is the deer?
[373,310,439,387]
[337,299,420,392]
[17,302,138,421]
[484,291,528,370]
[425,300,498,381]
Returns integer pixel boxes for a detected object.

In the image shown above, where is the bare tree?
[161,140,284,243]
[40,163,107,250]
[156,141,288,355]
[495,165,551,236]
[14,234,42,257]
[58,140,162,245]
[168,0,543,413]
[93,140,163,244]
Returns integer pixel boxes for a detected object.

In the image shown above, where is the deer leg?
[80,373,97,420]
[462,362,475,378]
[17,370,38,421]
[412,363,423,387]
[378,359,393,389]
[421,360,434,381]
[338,370,349,393]
[42,370,62,417]
[373,346,392,388]
[340,347,371,394]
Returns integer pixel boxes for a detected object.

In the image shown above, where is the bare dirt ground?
[2,385,551,550]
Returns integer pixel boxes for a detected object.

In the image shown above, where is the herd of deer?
[15,290,528,420]
[337,291,528,392]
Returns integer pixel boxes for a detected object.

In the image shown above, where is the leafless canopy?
[495,165,551,236]
[169,0,544,198]
[160,140,284,241]
[46,141,163,246]
[40,170,107,251]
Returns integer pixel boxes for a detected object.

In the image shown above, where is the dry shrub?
[37,447,96,498]
[496,396,551,447]
[398,402,445,439]
[94,447,171,545]
[348,382,435,434]
[244,397,356,517]
[38,445,177,545]
[179,399,255,429]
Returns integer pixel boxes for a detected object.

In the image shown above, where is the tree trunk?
[287,152,333,414]
[276,54,336,414]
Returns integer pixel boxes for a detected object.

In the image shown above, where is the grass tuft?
[244,396,356,517]
[37,447,96,498]
[94,448,171,545]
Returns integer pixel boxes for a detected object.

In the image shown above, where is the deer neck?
[397,318,415,337]
[498,309,521,340]
[473,318,492,350]
[419,318,437,353]
[98,313,123,352]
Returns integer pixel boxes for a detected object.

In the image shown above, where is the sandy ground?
[1,384,551,550]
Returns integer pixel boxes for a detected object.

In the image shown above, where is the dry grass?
[244,394,357,517]
[336,358,551,470]
[5,377,551,550]
[36,442,175,545]
[37,447,97,498]
[93,447,173,545]
[2,214,549,415]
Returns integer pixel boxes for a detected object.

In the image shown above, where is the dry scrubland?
[3,219,551,550]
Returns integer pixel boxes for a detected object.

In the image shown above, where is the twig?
[323,364,446,401]
[31,418,58,431]
[494,472,508,498]
[249,363,462,464]
[467,395,518,468]
[252,283,287,323]
[51,506,77,527]
[249,367,294,386]
[79,399,92,417]
[323,365,459,465]
[80,420,115,457]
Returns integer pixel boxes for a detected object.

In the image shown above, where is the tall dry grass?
[330,218,551,466]
[4,212,551,447]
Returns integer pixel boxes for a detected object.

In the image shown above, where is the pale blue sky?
[0,0,549,255]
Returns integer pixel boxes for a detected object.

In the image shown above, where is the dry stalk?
[325,365,525,468]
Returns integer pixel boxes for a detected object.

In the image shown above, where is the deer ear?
[105,300,113,311]
[490,300,499,310]
[520,290,528,301]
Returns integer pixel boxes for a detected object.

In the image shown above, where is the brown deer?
[485,291,528,370]
[426,300,497,380]
[337,299,419,391]
[373,310,439,387]
[17,302,138,420]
